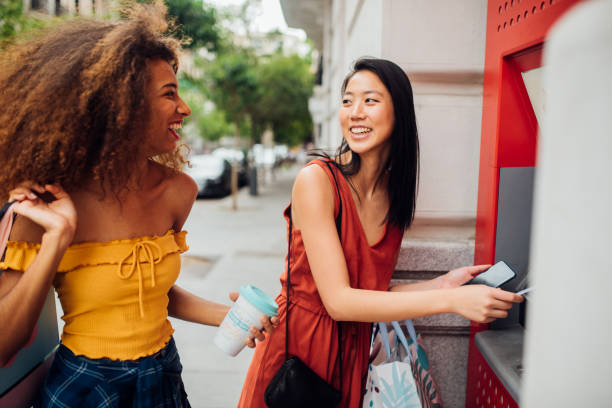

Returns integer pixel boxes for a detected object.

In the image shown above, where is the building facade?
[22,0,110,17]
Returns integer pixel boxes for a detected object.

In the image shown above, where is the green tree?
[205,50,259,209]
[254,53,314,146]
[0,0,23,39]
[206,51,259,134]
[0,0,48,45]
[196,109,234,141]
[165,0,220,50]
[136,0,220,50]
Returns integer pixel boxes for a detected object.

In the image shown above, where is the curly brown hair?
[0,1,187,199]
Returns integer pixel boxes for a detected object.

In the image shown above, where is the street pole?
[231,124,239,211]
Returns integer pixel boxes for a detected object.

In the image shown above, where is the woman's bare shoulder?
[293,161,331,192]
[292,163,335,224]
[162,169,197,230]
[148,162,197,199]
[168,169,198,198]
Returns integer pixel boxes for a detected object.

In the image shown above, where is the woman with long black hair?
[238,58,523,407]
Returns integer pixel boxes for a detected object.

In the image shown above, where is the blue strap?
[404,319,431,369]
[404,319,418,345]
[390,321,412,363]
[378,322,392,360]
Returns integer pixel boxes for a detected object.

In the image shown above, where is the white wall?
[381,0,487,218]
[381,0,487,72]
[344,0,383,61]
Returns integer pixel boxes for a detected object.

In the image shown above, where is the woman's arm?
[0,184,76,366]
[293,166,522,324]
[167,285,229,326]
[167,286,277,347]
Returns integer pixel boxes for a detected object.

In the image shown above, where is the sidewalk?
[173,165,298,407]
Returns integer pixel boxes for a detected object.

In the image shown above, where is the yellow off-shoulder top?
[0,230,188,361]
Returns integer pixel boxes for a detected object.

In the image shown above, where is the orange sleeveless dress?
[238,159,403,407]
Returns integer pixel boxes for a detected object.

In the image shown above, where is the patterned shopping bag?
[363,322,421,408]
[399,321,443,408]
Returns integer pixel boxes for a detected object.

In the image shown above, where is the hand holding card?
[465,261,517,288]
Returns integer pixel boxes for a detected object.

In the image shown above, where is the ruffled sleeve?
[0,242,40,272]
[173,230,188,253]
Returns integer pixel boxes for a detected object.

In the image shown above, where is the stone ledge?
[396,239,475,272]
[411,314,471,334]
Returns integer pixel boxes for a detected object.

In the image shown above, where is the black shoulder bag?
[264,160,344,408]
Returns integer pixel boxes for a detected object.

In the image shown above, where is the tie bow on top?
[116,240,163,317]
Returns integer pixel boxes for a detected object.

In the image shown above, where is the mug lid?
[239,285,279,316]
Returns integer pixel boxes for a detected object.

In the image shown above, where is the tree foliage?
[165,0,220,50]
[135,0,220,50]
[254,53,314,146]
[0,0,23,39]
[0,0,48,45]
[196,109,235,141]
[201,49,314,146]
[206,50,259,134]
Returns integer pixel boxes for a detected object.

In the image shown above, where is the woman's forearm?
[389,276,447,292]
[0,233,67,366]
[326,281,521,324]
[325,286,454,322]
[168,285,230,327]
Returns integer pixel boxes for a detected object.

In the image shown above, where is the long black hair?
[322,58,419,230]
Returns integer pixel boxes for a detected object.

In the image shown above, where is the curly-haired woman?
[0,3,275,406]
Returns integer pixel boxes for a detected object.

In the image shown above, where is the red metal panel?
[497,51,539,167]
[466,340,519,408]
[469,0,582,405]
[474,0,581,265]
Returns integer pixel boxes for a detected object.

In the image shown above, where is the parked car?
[212,147,249,187]
[186,155,232,198]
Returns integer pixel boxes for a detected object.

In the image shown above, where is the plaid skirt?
[35,337,190,408]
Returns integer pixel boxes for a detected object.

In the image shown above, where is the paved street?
[173,165,298,407]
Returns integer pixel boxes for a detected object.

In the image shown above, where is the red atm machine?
[466,1,581,407]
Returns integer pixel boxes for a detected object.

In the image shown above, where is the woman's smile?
[348,126,373,140]
[168,120,184,140]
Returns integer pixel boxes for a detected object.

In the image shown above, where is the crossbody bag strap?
[284,159,345,392]
[323,159,344,393]
[284,213,292,361]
